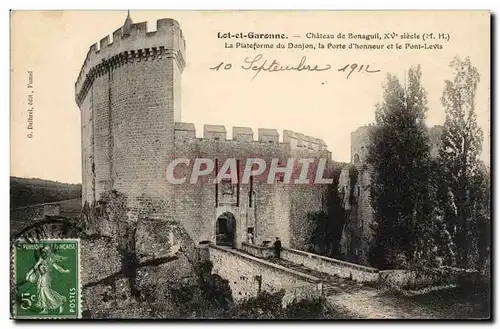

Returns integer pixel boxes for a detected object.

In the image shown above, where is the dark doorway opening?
[216,212,236,247]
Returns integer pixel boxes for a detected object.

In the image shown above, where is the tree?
[438,56,485,268]
[307,164,346,258]
[470,162,490,274]
[367,66,436,269]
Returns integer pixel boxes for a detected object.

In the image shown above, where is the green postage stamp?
[12,239,81,319]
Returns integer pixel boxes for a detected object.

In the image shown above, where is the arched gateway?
[216,212,236,247]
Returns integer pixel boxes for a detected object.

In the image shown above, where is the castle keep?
[75,14,331,250]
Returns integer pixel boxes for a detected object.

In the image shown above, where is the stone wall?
[76,18,186,221]
[338,163,374,264]
[11,206,45,236]
[241,242,275,259]
[288,185,326,250]
[173,133,331,249]
[80,223,202,319]
[174,124,328,152]
[208,244,322,304]
[378,267,479,290]
[281,248,380,282]
[10,203,61,236]
[350,126,374,164]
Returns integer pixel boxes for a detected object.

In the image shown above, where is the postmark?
[12,239,81,319]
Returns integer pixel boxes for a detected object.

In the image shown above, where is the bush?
[285,296,333,319]
[224,290,336,319]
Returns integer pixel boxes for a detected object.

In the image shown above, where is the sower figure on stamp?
[25,246,70,314]
[273,237,282,259]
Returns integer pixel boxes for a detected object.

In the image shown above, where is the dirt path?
[327,288,437,319]
[267,258,427,318]
[326,284,489,319]
[266,257,487,319]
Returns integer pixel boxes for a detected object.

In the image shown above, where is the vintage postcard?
[10,10,491,320]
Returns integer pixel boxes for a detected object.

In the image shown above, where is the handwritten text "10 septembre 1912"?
[210,54,381,80]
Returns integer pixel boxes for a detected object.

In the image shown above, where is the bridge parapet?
[281,248,380,283]
[241,242,275,259]
[208,244,322,305]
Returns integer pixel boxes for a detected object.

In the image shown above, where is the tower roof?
[122,10,133,36]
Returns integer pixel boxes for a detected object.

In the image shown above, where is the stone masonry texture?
[75,17,331,250]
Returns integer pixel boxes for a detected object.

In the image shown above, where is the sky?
[10,11,490,183]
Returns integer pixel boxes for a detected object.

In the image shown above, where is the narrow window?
[215,158,219,207]
[249,175,253,207]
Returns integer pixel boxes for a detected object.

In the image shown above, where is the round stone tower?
[75,13,186,219]
[350,125,374,164]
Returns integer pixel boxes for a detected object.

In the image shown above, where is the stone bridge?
[205,242,381,307]
[204,243,469,319]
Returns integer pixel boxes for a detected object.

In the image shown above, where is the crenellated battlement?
[174,122,329,152]
[75,17,186,106]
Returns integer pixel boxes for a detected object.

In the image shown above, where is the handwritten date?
[338,63,380,79]
[210,54,380,80]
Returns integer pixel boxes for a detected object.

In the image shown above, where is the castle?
[338,125,444,264]
[75,14,445,267]
[75,14,331,251]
